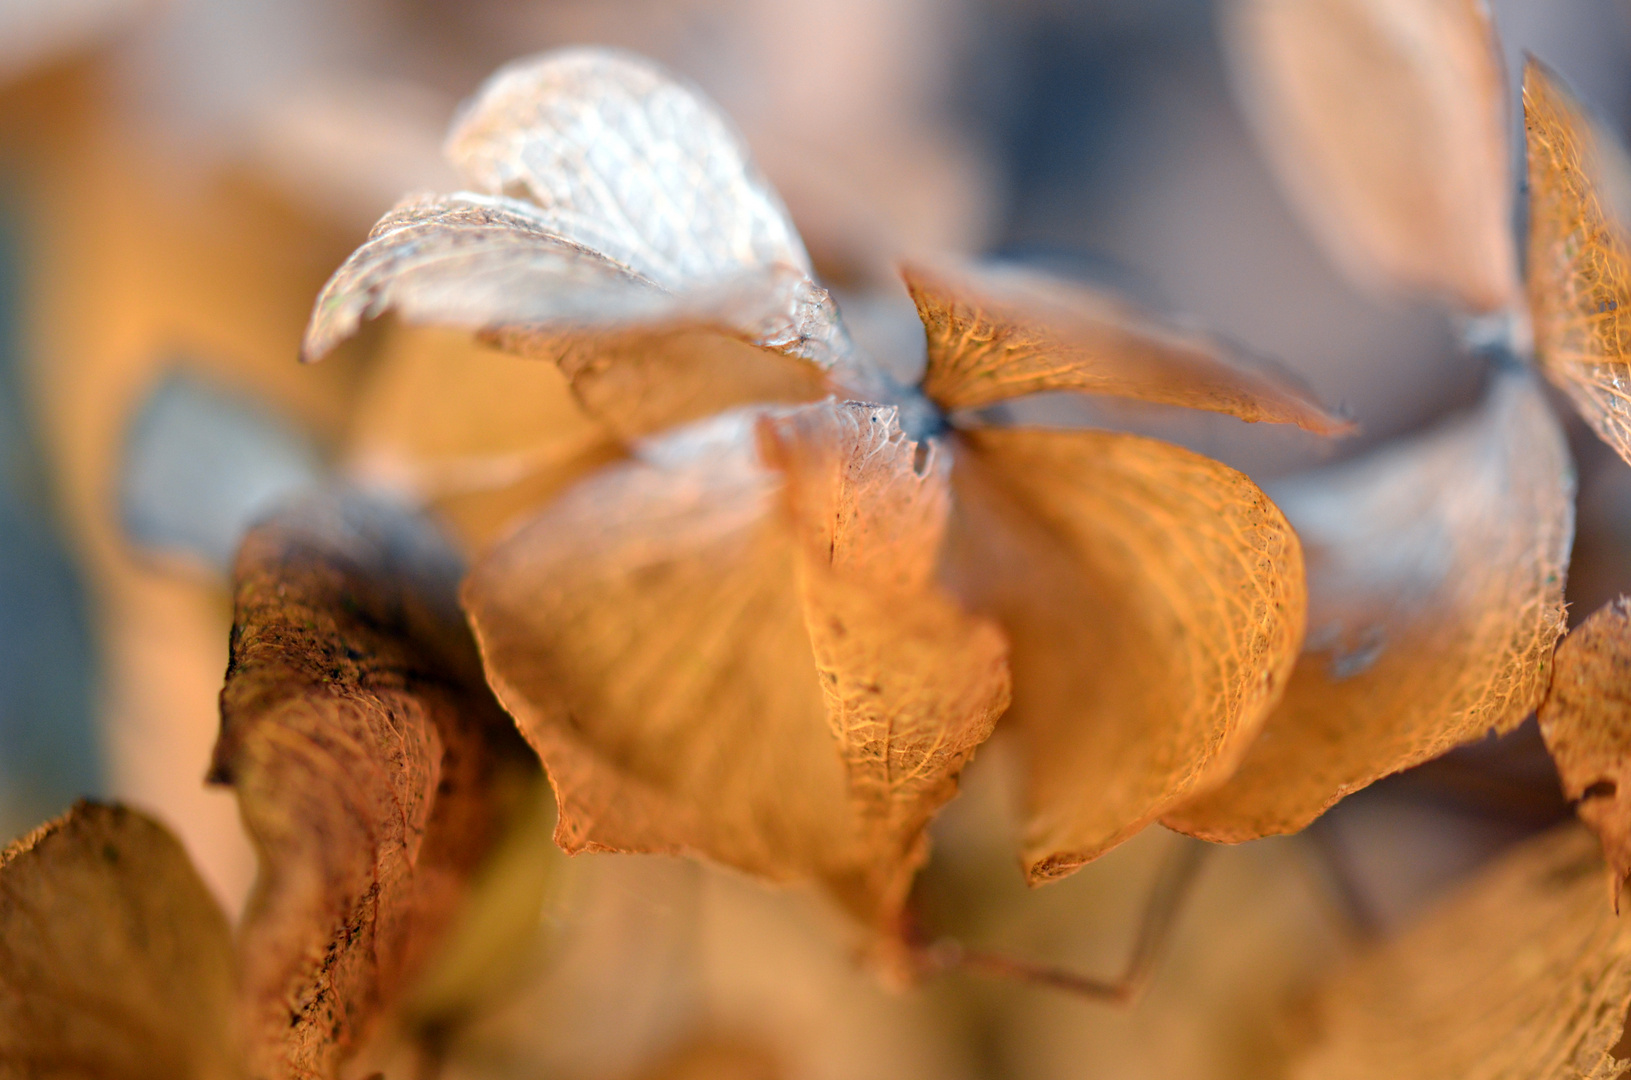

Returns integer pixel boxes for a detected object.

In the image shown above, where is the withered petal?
[212,492,535,1080]
[0,801,237,1080]
[301,193,840,440]
[905,260,1348,433]
[1525,60,1631,467]
[446,48,808,291]
[1227,0,1519,312]
[1293,824,1631,1080]
[942,426,1304,882]
[1539,596,1631,908]
[464,404,1007,931]
[1168,372,1573,842]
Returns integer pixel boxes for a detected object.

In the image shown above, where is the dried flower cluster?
[10,1,1631,1077]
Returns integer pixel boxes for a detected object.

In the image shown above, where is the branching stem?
[915,835,1209,1005]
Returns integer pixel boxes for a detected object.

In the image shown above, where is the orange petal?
[1292,825,1631,1080]
[1525,59,1631,466]
[942,426,1304,882]
[1168,373,1573,842]
[1538,597,1631,907]
[1227,0,1519,312]
[0,802,237,1080]
[906,260,1349,433]
[464,405,1007,931]
[212,494,536,1079]
[761,402,1010,927]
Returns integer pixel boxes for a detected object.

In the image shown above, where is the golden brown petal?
[942,426,1304,882]
[211,493,535,1080]
[760,403,1010,926]
[1292,824,1631,1080]
[0,801,237,1080]
[464,404,1007,930]
[1227,0,1519,312]
[906,260,1348,433]
[1539,597,1631,907]
[1168,372,1573,842]
[1525,60,1631,466]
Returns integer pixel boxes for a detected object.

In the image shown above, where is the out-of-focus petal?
[343,324,621,551]
[1227,0,1519,312]
[0,801,236,1080]
[1292,824,1631,1080]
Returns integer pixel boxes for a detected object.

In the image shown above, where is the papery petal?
[906,260,1348,433]
[1227,0,1519,312]
[1168,373,1573,842]
[1525,60,1631,467]
[211,493,536,1080]
[1539,597,1631,907]
[464,405,1007,930]
[942,426,1304,882]
[303,48,905,436]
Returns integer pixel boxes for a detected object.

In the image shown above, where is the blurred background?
[1,1,1629,1077]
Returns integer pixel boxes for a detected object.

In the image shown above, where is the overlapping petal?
[941,426,1305,881]
[1168,373,1574,841]
[463,403,1008,929]
[303,50,899,440]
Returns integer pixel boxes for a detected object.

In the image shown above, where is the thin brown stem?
[916,834,1209,1006]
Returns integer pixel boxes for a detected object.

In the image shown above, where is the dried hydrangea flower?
[303,47,1350,940]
